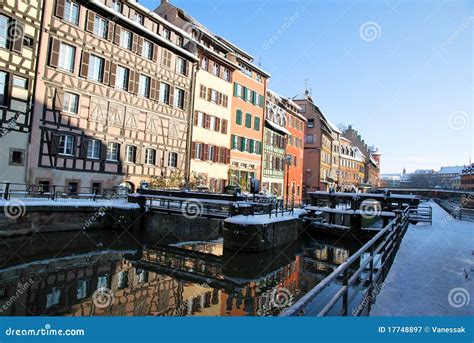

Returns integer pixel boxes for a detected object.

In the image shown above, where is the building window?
[142,40,153,60]
[307,119,314,128]
[88,54,104,82]
[176,57,186,75]
[176,35,183,47]
[145,148,156,165]
[174,88,185,109]
[212,63,220,76]
[236,109,242,125]
[207,146,215,161]
[87,139,100,159]
[159,82,170,104]
[76,280,87,300]
[254,117,260,131]
[58,42,75,72]
[210,89,218,104]
[59,135,74,155]
[209,116,216,131]
[46,288,61,308]
[196,112,204,127]
[162,49,172,68]
[38,180,50,193]
[135,13,144,25]
[245,113,252,128]
[235,83,243,98]
[0,71,7,105]
[93,16,108,39]
[106,142,119,161]
[120,30,132,50]
[111,0,122,13]
[168,152,178,167]
[195,143,203,159]
[0,15,9,49]
[125,145,136,163]
[138,74,151,98]
[116,65,129,90]
[63,92,79,114]
[12,76,27,89]
[9,149,24,166]
[305,134,314,144]
[300,104,306,113]
[223,68,230,81]
[162,28,170,40]
[64,0,80,25]
[201,56,208,70]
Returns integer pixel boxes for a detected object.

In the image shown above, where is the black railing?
[0,182,126,202]
[282,207,411,316]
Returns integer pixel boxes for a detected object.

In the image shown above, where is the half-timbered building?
[27,0,197,193]
[0,0,43,184]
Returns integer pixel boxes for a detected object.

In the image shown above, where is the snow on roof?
[225,209,307,225]
[327,120,341,134]
[437,166,465,174]
[265,119,291,135]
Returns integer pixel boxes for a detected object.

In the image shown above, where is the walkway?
[371,201,473,316]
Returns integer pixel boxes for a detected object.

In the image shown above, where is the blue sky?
[143,0,473,173]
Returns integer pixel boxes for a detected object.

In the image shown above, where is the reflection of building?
[27,0,196,193]
[156,2,235,193]
[0,0,43,184]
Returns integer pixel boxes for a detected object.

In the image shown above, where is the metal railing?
[434,198,474,222]
[282,207,411,316]
[0,182,126,202]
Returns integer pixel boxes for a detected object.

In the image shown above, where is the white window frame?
[64,0,80,25]
[93,16,108,39]
[63,92,79,114]
[120,30,132,50]
[159,82,170,104]
[197,112,204,127]
[138,74,151,98]
[142,40,153,60]
[87,139,100,159]
[106,142,119,161]
[125,145,136,163]
[111,0,122,13]
[145,148,156,165]
[176,57,186,75]
[59,135,74,156]
[174,88,185,109]
[58,42,75,72]
[168,152,178,167]
[115,65,129,90]
[88,54,104,82]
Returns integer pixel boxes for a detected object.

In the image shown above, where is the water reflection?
[0,229,362,316]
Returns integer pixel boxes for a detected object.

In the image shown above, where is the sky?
[142,0,473,174]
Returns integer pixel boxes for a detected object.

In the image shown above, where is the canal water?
[0,219,365,316]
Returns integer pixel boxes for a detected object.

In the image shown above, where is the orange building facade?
[283,99,306,204]
[227,52,269,191]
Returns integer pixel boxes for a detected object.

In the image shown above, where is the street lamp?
[285,154,292,209]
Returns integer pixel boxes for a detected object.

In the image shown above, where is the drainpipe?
[184,61,198,187]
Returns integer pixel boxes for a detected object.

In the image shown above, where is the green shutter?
[240,137,246,152]
[259,94,264,107]
[245,113,251,128]
[257,142,262,154]
[249,139,255,153]
[231,135,236,149]
[254,117,260,131]
[236,109,242,125]
[243,87,247,100]
[233,82,238,96]
[252,91,257,105]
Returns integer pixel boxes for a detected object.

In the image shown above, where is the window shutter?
[243,87,247,100]
[231,135,236,149]
[80,51,90,78]
[103,60,111,85]
[107,22,114,41]
[215,118,220,132]
[114,25,121,45]
[49,38,61,67]
[137,37,143,56]
[54,88,64,111]
[193,111,198,126]
[11,21,24,53]
[233,82,238,96]
[55,0,66,18]
[50,134,60,155]
[129,8,136,19]
[214,146,218,162]
[132,33,138,53]
[207,88,212,101]
[128,70,136,93]
[191,142,196,159]
[217,92,223,105]
[184,61,189,77]
[100,143,108,161]
[169,86,174,106]
[80,138,89,158]
[204,114,210,129]
[203,144,208,160]
[183,91,189,111]
[236,109,242,125]
[150,78,157,100]
[152,44,158,62]
[240,137,245,152]
[226,148,231,164]
[221,119,227,134]
[86,11,95,33]
[109,63,117,87]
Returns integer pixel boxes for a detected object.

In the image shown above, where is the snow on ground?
[0,198,140,209]
[370,200,473,316]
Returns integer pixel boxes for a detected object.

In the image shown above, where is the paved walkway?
[371,201,473,316]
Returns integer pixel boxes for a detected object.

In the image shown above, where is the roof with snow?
[437,166,465,174]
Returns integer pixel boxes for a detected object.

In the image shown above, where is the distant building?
[460,164,474,191]
[432,166,464,189]
[380,174,401,188]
